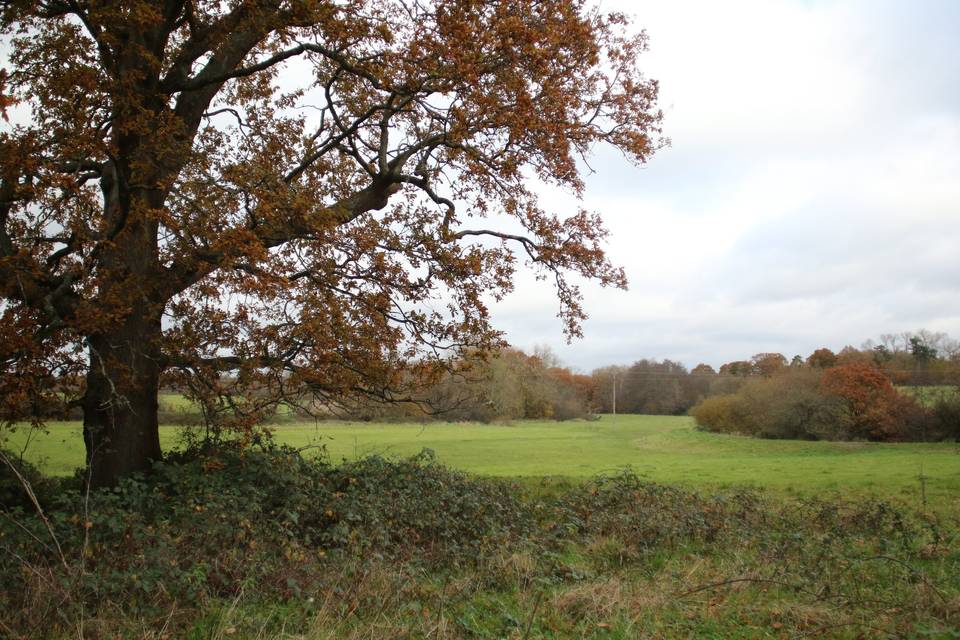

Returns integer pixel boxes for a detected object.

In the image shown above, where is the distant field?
[899,384,959,406]
[5,415,959,509]
[157,393,297,416]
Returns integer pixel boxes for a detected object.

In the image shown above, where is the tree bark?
[82,312,164,488]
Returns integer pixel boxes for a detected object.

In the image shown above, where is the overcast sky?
[495,0,960,371]
[3,2,956,372]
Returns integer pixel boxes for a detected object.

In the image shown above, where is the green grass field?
[5,414,960,638]
[6,414,959,509]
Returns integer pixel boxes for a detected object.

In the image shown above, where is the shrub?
[690,393,751,434]
[931,389,960,441]
[0,450,954,638]
[692,370,845,439]
[739,370,847,440]
[550,471,763,550]
[692,366,938,442]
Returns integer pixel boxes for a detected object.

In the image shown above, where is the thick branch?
[450,228,542,263]
[160,175,403,298]
[164,41,385,94]
[160,1,257,93]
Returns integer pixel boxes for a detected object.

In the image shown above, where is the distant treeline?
[594,329,960,418]
[691,364,960,442]
[113,329,960,428]
[681,330,960,442]
[350,329,960,427]
[352,347,597,422]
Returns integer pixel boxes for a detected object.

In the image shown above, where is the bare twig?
[0,448,69,571]
[79,454,95,574]
[522,590,544,640]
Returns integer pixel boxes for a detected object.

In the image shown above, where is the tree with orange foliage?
[750,352,787,377]
[820,363,906,440]
[0,1,662,485]
[548,367,596,409]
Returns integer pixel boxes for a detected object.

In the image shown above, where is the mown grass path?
[6,415,959,508]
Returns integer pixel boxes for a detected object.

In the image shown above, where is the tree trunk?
[82,156,166,487]
[82,312,164,487]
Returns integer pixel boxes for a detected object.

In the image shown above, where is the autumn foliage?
[424,347,595,422]
[806,347,838,369]
[690,362,949,442]
[0,1,662,484]
[820,363,904,440]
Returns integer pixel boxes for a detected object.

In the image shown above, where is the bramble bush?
[1,446,957,638]
[0,443,531,635]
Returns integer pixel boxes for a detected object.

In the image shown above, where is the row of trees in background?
[427,349,595,422]
[715,330,960,386]
[592,360,710,415]
[682,330,960,442]
[589,330,960,420]
[350,329,960,428]
[690,364,960,442]
[345,347,596,423]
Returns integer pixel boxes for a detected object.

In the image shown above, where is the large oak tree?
[0,0,661,486]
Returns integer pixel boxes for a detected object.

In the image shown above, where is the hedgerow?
[1,446,957,638]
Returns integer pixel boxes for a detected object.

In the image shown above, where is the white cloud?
[492,0,960,370]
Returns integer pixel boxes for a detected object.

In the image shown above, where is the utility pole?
[612,372,617,416]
